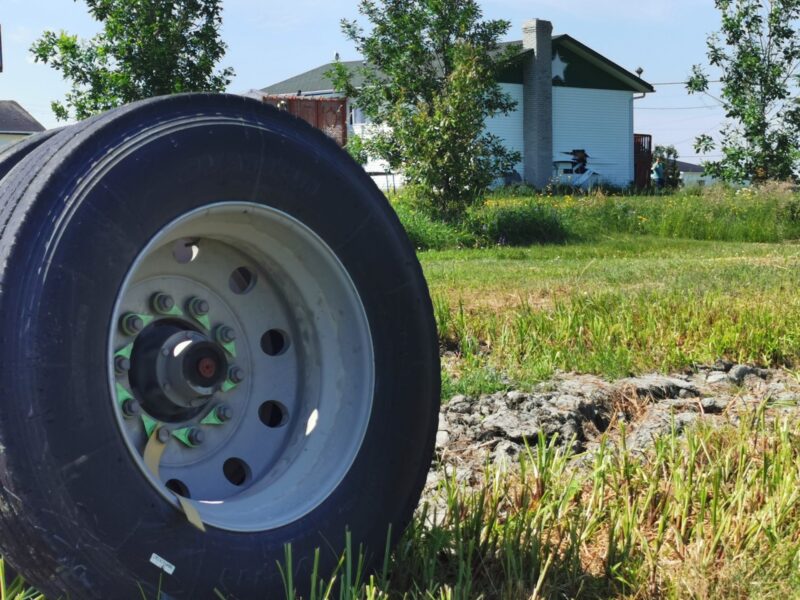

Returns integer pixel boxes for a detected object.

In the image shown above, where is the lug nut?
[216,404,233,422]
[120,313,144,336]
[114,356,131,373]
[188,297,210,317]
[151,292,175,315]
[217,326,236,344]
[229,366,245,383]
[187,428,205,446]
[121,399,139,417]
[157,427,171,443]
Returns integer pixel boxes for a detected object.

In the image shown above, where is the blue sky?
[2,0,724,162]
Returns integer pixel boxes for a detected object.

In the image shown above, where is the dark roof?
[260,35,653,95]
[0,101,45,134]
[261,60,366,95]
[676,160,705,173]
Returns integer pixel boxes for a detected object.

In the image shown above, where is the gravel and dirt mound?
[428,362,800,490]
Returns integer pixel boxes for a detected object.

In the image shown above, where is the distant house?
[253,18,654,190]
[0,101,45,149]
[676,160,717,187]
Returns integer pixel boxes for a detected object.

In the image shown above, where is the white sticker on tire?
[149,552,176,575]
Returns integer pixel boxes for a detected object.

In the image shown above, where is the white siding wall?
[484,83,524,177]
[552,87,634,187]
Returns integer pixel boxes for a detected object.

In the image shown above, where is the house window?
[350,106,367,126]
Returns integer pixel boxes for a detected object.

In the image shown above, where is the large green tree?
[31,0,234,121]
[687,0,800,183]
[330,0,520,221]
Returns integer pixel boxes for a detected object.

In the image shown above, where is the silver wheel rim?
[108,202,374,532]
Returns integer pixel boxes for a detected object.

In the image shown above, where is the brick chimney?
[522,19,553,188]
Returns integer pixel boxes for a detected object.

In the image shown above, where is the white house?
[0,101,45,149]
[254,18,654,190]
[677,160,717,188]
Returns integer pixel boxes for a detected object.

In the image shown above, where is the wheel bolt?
[187,428,205,446]
[217,326,236,344]
[121,399,139,417]
[216,404,233,422]
[151,292,175,315]
[188,297,210,317]
[120,313,144,336]
[114,356,131,373]
[229,366,245,383]
[156,427,171,443]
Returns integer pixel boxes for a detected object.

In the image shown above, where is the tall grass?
[271,409,800,599]
[393,185,800,249]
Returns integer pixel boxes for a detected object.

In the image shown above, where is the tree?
[654,144,681,189]
[31,0,234,121]
[687,0,800,183]
[329,0,520,221]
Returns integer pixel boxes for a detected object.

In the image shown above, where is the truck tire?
[0,94,439,599]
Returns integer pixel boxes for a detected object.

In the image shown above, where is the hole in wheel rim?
[172,239,199,264]
[223,458,250,486]
[229,266,256,295]
[259,401,287,428]
[260,329,288,356]
[165,479,191,498]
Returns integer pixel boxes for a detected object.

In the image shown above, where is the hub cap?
[108,203,374,532]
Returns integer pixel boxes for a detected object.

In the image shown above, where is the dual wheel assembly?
[0,94,439,599]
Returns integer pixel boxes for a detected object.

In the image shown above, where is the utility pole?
[0,25,4,73]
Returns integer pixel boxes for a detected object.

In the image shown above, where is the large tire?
[0,94,439,599]
[0,127,63,182]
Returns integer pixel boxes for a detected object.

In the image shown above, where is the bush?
[392,201,474,250]
[466,200,569,245]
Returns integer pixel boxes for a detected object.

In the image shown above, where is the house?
[676,160,717,187]
[0,101,45,149]
[254,18,654,190]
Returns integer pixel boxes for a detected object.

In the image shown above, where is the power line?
[650,80,722,86]
[635,105,722,110]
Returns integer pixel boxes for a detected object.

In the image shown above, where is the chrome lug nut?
[114,356,131,373]
[121,399,139,417]
[216,404,233,422]
[151,292,175,314]
[188,428,205,446]
[216,326,236,344]
[120,313,144,336]
[229,366,245,383]
[188,297,210,317]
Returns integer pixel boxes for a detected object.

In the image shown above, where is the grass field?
[423,235,800,398]
[6,192,800,599]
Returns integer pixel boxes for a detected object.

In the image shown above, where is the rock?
[447,395,473,413]
[625,410,698,454]
[728,364,759,385]
[619,375,700,399]
[492,440,523,469]
[435,430,450,450]
[701,397,729,414]
[712,359,734,372]
[706,371,729,385]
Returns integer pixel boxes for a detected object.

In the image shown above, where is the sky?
[1,0,726,163]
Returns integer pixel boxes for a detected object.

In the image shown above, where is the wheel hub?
[129,323,229,421]
[109,202,374,531]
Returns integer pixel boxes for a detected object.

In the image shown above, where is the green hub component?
[201,405,232,425]
[151,292,183,316]
[172,427,204,447]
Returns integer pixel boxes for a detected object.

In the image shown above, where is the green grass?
[279,408,800,599]
[394,186,800,249]
[420,236,800,397]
